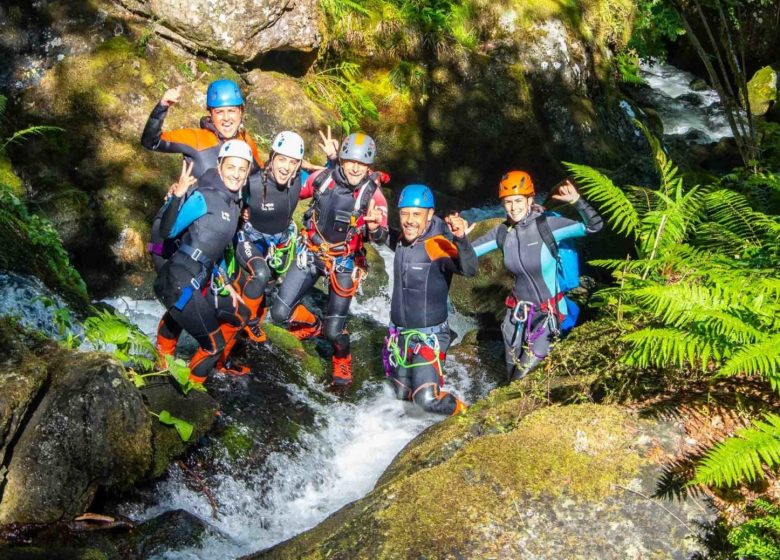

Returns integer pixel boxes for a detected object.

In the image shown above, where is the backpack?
[495,212,581,331]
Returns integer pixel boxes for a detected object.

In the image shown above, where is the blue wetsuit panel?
[168,192,208,239]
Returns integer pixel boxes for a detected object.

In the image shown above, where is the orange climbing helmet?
[498,170,535,199]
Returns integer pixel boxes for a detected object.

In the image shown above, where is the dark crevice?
[245,49,319,78]
[0,364,54,505]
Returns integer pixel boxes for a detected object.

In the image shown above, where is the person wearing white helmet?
[153,139,254,384]
[223,130,311,360]
[271,127,390,388]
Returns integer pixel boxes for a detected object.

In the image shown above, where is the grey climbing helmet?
[339,132,376,165]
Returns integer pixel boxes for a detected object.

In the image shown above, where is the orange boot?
[214,323,250,376]
[188,347,214,384]
[450,398,468,416]
[288,304,322,341]
[244,300,268,343]
[331,354,353,386]
[155,319,179,369]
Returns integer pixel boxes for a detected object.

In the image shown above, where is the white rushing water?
[639,61,736,143]
[109,239,493,559]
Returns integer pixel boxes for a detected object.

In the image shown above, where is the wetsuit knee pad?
[322,320,347,344]
[412,385,456,415]
[270,297,293,324]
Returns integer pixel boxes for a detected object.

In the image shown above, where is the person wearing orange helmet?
[472,170,603,381]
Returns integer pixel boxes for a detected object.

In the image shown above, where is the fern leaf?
[720,335,780,388]
[693,414,780,487]
[621,327,725,369]
[564,162,640,237]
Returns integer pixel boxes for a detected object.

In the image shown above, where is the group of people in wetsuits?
[144,79,602,417]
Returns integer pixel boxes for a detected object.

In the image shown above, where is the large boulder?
[0,318,218,525]
[111,0,322,64]
[250,400,712,559]
[0,351,152,524]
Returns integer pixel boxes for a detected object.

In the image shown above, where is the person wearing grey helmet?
[271,127,390,388]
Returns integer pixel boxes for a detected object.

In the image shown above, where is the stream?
[102,245,496,559]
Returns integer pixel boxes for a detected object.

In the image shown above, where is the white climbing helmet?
[218,139,254,163]
[271,131,305,160]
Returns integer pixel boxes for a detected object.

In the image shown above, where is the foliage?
[566,125,780,491]
[84,309,158,370]
[614,49,645,84]
[0,94,85,305]
[0,94,64,156]
[728,499,780,560]
[303,62,379,134]
[151,409,194,442]
[693,415,780,487]
[627,0,684,60]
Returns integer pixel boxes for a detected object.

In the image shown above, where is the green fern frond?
[720,335,780,388]
[693,414,780,487]
[0,126,64,154]
[564,161,640,237]
[621,327,725,369]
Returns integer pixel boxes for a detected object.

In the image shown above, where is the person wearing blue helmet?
[382,184,477,416]
[141,78,264,370]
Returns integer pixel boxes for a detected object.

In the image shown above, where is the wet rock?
[132,509,210,557]
[110,0,322,64]
[251,402,712,560]
[689,78,709,91]
[677,92,703,106]
[0,351,152,524]
[139,377,218,478]
[0,318,50,476]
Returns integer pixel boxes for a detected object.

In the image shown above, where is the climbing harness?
[505,293,562,362]
[298,222,368,298]
[172,244,226,311]
[382,323,446,385]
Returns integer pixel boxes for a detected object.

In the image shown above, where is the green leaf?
[129,372,146,389]
[157,410,194,442]
[167,357,191,386]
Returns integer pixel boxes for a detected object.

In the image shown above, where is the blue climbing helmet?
[398,184,435,209]
[206,79,244,108]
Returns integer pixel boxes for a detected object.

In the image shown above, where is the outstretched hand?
[161,85,183,108]
[364,198,385,232]
[445,212,474,239]
[167,160,196,199]
[318,125,340,161]
[551,179,580,204]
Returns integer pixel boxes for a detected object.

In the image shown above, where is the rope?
[384,328,443,373]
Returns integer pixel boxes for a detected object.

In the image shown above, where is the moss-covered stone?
[254,399,708,559]
[0,155,23,196]
[746,65,777,116]
[0,186,88,307]
[140,377,218,478]
[265,323,327,381]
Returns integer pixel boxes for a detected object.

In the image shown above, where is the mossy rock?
[0,156,23,197]
[140,377,218,478]
[251,402,710,560]
[264,323,327,381]
[746,65,777,116]
[0,187,88,307]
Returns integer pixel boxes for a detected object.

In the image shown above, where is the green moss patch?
[376,404,642,557]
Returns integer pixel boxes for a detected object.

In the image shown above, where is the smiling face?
[209,106,243,139]
[502,194,533,223]
[271,153,300,186]
[340,159,370,186]
[218,156,251,192]
[399,207,434,243]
